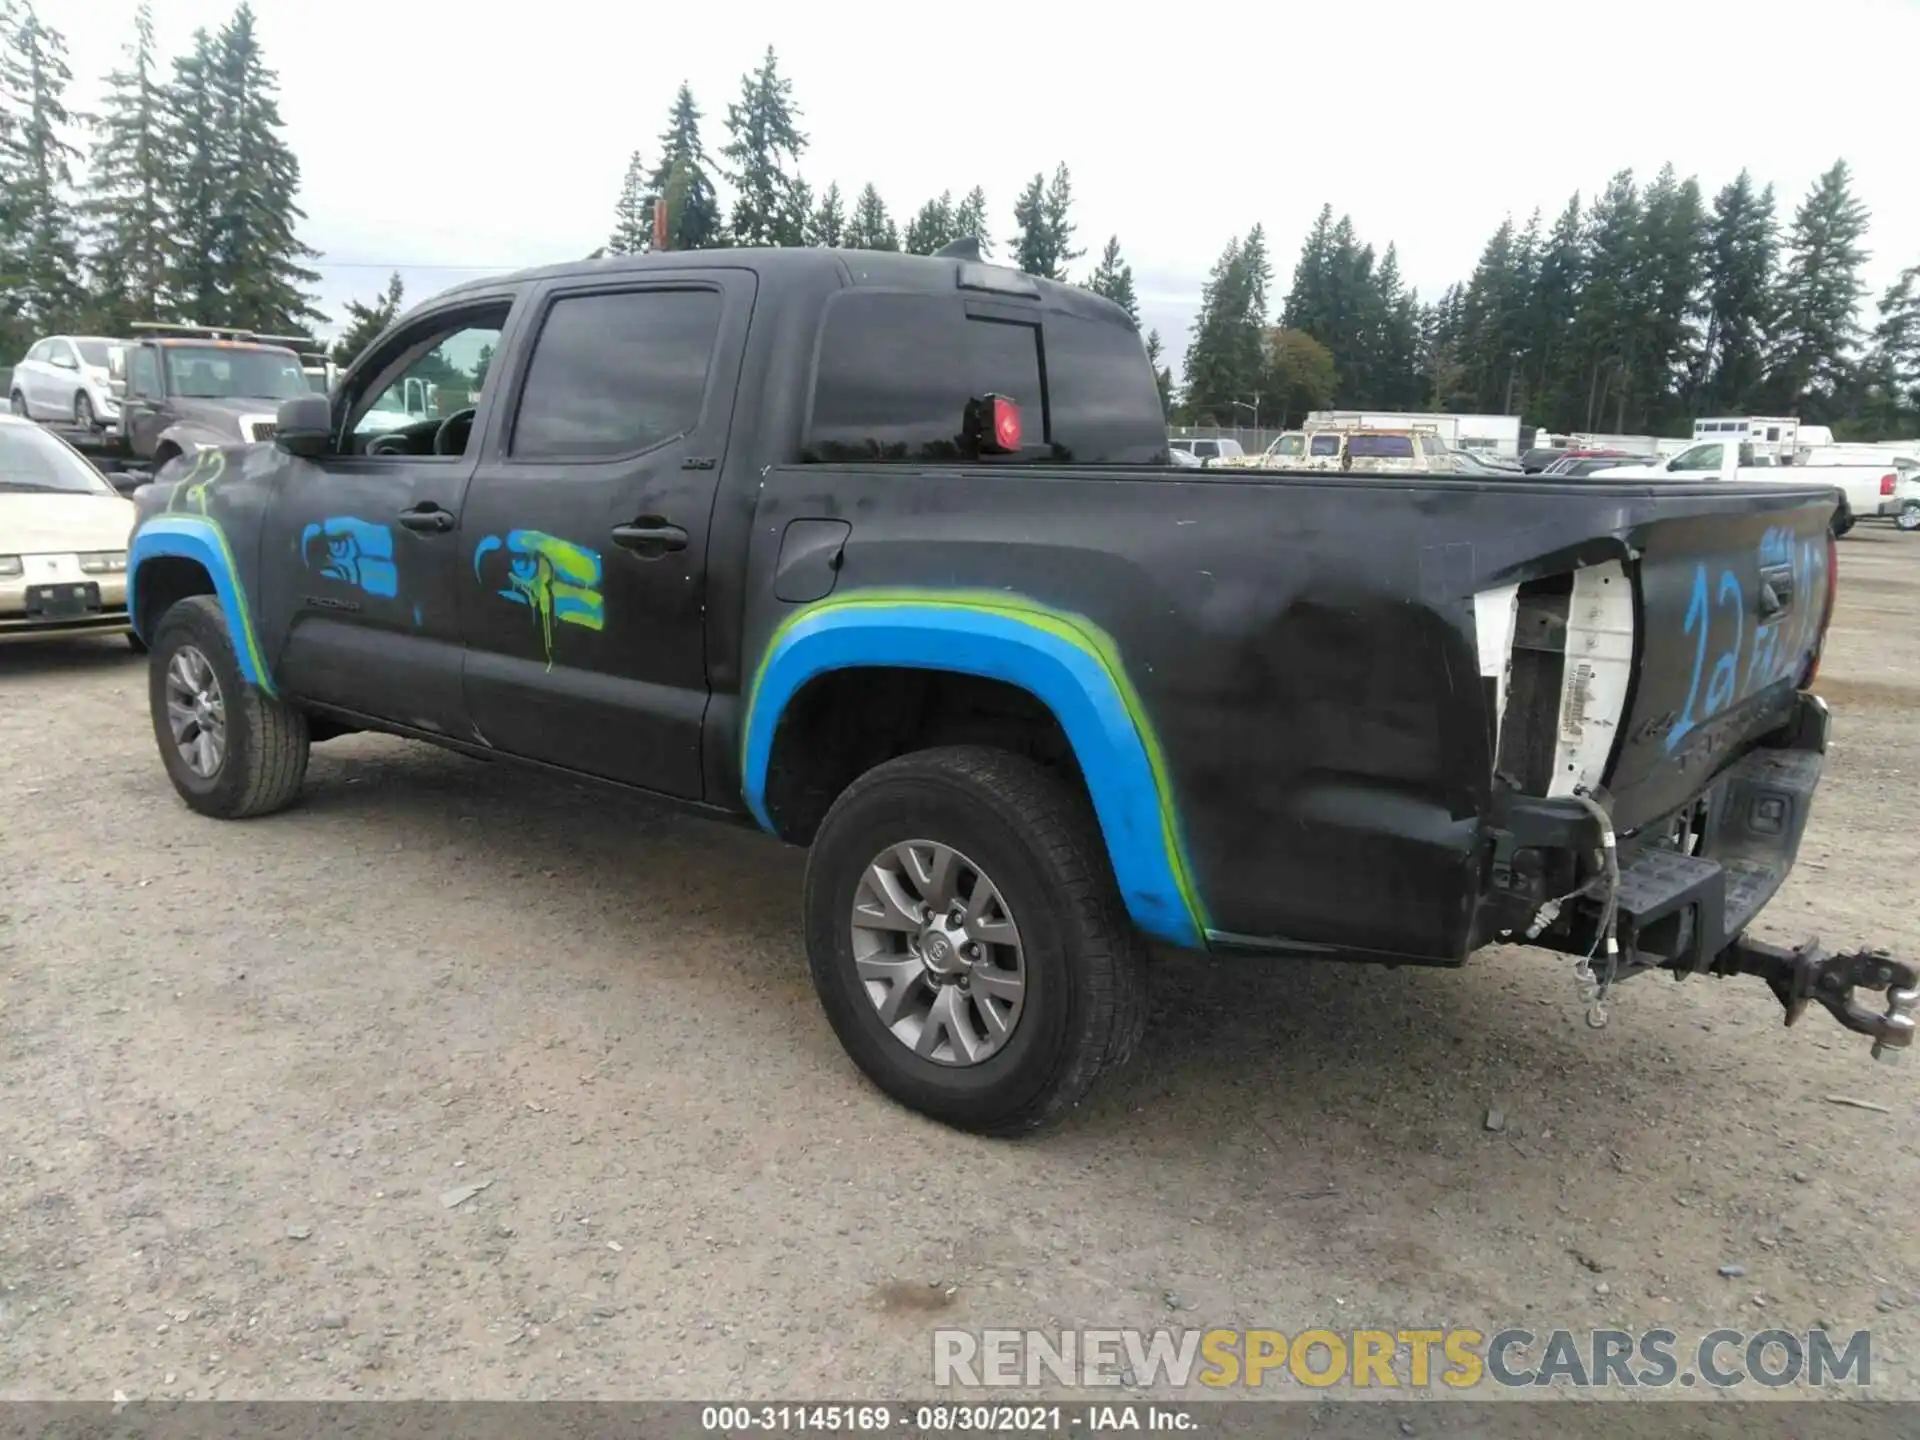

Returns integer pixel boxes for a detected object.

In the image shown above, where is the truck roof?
[434,244,1124,320]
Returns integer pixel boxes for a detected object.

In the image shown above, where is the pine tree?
[951,186,991,255]
[1010,165,1080,280]
[0,0,83,342]
[1084,235,1139,322]
[1700,172,1778,413]
[1040,163,1081,275]
[1369,245,1422,408]
[607,150,652,254]
[1522,194,1584,427]
[159,26,221,322]
[329,271,403,368]
[1862,263,1920,432]
[1010,173,1046,275]
[805,182,846,247]
[645,84,723,250]
[1769,159,1871,417]
[1570,170,1643,430]
[80,0,171,328]
[721,47,806,247]
[206,4,323,334]
[844,183,898,251]
[1181,234,1269,423]
[1145,329,1172,414]
[1280,205,1335,333]
[1637,164,1708,430]
[902,192,955,256]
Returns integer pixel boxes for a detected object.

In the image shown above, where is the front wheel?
[9,390,26,417]
[148,595,310,818]
[1898,502,1920,533]
[74,391,95,429]
[802,745,1149,1136]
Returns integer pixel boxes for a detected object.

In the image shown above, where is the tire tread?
[807,744,1149,1136]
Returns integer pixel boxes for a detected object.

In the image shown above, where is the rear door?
[457,269,754,798]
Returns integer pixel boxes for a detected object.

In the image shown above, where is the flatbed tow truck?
[34,321,323,493]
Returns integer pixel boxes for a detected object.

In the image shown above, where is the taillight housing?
[965,393,1023,455]
[1881,472,1897,496]
[1804,530,1840,689]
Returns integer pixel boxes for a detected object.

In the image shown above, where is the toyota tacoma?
[124,241,1915,1134]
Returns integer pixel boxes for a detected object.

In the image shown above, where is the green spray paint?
[744,587,1208,935]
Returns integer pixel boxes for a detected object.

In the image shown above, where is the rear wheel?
[802,745,1149,1135]
[1898,502,1920,533]
[148,595,309,819]
[1832,508,1855,538]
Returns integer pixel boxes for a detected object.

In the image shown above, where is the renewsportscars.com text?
[933,1327,1872,1391]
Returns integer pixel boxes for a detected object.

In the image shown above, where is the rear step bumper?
[1613,744,1823,971]
[1521,691,1917,1061]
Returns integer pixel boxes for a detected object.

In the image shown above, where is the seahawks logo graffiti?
[472,529,605,669]
[300,516,399,598]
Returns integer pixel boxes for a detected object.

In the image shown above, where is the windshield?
[0,424,116,495]
[76,340,114,367]
[163,345,309,401]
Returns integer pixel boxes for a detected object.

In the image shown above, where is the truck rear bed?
[751,461,1840,962]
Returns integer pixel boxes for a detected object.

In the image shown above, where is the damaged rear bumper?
[1487,691,1917,1061]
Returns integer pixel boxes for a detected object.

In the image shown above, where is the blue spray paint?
[300,517,399,598]
[1667,532,1827,753]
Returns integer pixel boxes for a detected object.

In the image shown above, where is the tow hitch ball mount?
[1708,937,1919,1062]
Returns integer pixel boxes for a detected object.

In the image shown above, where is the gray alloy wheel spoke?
[848,838,1027,1068]
[163,644,227,779]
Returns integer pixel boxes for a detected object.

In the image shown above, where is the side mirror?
[274,393,333,459]
[109,378,127,398]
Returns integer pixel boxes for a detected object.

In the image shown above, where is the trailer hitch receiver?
[1705,936,1919,1062]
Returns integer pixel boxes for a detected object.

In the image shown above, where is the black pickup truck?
[125,242,1916,1134]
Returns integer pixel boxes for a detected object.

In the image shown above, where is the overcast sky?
[44,0,1920,383]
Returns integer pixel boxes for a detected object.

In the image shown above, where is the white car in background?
[8,335,125,431]
[0,415,138,647]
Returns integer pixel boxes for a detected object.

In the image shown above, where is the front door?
[458,271,753,798]
[1663,441,1724,478]
[254,295,522,736]
[122,345,170,456]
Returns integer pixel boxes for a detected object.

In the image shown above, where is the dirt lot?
[2,528,1917,1406]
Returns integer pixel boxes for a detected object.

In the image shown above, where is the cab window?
[1309,434,1341,457]
[1672,443,1722,469]
[347,314,505,455]
[511,289,722,461]
[128,347,162,397]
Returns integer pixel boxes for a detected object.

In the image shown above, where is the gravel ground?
[1,527,1916,1406]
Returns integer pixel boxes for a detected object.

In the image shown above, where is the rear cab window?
[1309,434,1341,458]
[803,288,1165,465]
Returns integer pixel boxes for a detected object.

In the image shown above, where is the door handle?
[398,504,456,534]
[611,519,688,555]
